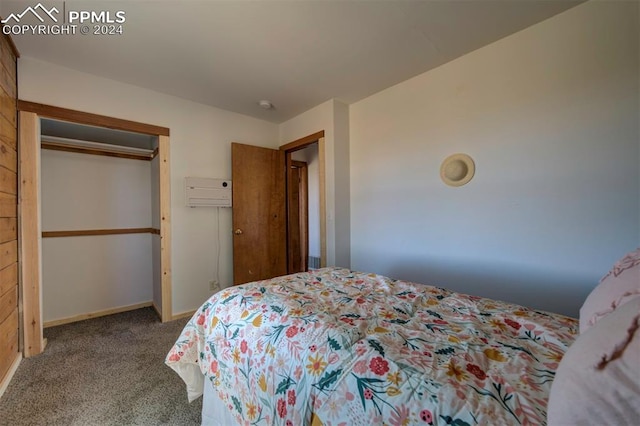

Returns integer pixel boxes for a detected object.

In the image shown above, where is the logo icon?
[1,3,59,24]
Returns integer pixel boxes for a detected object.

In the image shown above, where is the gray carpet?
[0,308,202,425]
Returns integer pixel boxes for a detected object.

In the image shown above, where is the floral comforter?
[166,268,577,426]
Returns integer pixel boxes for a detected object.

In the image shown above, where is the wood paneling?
[0,309,17,347]
[0,141,17,173]
[18,101,170,136]
[0,166,16,195]
[0,114,17,150]
[0,286,16,323]
[0,59,16,88]
[0,86,16,128]
[0,309,18,383]
[0,193,16,218]
[0,218,16,244]
[0,64,15,100]
[0,350,20,398]
[0,240,17,270]
[0,263,17,299]
[0,35,17,81]
[0,30,19,391]
[0,26,20,58]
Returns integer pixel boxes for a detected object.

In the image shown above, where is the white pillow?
[579,248,640,333]
[548,296,640,425]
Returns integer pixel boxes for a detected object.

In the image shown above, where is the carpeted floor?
[0,308,202,425]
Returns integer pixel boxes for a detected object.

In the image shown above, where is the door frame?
[17,101,172,357]
[280,130,326,269]
[288,160,308,272]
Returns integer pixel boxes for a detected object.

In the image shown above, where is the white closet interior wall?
[40,122,156,324]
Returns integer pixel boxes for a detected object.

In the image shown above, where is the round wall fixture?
[440,153,475,187]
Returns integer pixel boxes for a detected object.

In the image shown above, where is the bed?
[166,267,578,425]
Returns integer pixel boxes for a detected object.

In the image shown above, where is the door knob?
[234,229,243,235]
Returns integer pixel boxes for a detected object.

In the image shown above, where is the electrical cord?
[216,207,221,287]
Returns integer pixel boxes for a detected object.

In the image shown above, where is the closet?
[18,102,172,358]
[40,119,159,326]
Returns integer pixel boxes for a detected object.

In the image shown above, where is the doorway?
[281,131,325,273]
[231,131,326,285]
[288,160,308,273]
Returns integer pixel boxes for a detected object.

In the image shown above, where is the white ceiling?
[3,0,583,123]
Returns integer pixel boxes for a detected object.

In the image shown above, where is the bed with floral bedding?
[166,267,577,426]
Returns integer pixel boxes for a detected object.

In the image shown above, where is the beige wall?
[19,57,279,316]
[349,0,639,317]
[41,149,153,322]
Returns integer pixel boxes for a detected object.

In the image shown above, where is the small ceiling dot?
[258,100,274,110]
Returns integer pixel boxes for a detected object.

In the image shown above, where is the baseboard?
[43,301,153,328]
[171,309,196,321]
[0,352,21,399]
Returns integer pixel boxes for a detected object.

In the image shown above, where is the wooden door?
[231,143,286,285]
[0,30,19,384]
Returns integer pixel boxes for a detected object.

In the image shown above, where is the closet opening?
[18,102,172,357]
[40,118,160,327]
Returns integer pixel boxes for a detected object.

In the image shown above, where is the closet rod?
[41,135,154,160]
[43,228,160,238]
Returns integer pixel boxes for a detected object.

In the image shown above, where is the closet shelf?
[41,135,155,161]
